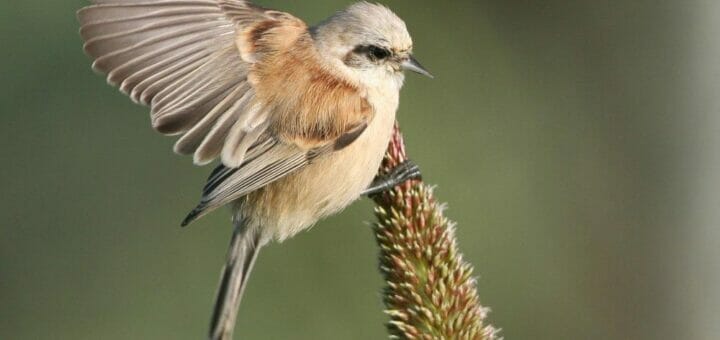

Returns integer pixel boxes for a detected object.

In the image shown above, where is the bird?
[77,1,431,338]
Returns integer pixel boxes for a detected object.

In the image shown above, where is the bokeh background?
[2,1,718,339]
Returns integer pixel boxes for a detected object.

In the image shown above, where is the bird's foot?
[362,160,422,196]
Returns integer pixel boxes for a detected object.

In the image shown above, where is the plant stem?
[372,124,499,340]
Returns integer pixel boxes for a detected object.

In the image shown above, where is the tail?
[209,219,263,340]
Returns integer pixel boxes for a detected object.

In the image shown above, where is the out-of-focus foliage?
[0,1,713,339]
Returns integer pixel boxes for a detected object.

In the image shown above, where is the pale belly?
[242,105,397,241]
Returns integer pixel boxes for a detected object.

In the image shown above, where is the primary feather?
[78,1,258,163]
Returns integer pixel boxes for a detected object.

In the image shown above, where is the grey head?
[312,2,433,82]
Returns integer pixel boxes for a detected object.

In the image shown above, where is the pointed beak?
[402,55,434,79]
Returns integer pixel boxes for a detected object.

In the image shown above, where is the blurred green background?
[2,1,718,339]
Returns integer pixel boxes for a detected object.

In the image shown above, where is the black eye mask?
[353,45,392,61]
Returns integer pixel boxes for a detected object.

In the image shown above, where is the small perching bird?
[77,1,431,339]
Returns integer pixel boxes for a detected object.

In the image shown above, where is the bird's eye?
[367,45,391,60]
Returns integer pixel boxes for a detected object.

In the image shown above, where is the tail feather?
[209,221,263,340]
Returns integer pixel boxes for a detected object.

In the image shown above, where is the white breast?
[253,85,400,242]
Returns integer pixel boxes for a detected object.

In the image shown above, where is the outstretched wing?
[78,0,276,166]
[79,1,374,224]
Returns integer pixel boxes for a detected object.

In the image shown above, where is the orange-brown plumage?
[240,15,372,147]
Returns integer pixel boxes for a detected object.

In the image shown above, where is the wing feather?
[193,88,260,164]
[181,142,309,226]
[79,1,376,225]
[173,83,249,156]
[181,123,369,226]
[78,0,269,164]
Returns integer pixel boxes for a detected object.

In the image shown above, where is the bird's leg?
[362,160,422,196]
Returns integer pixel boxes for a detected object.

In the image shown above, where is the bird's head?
[312,2,432,88]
